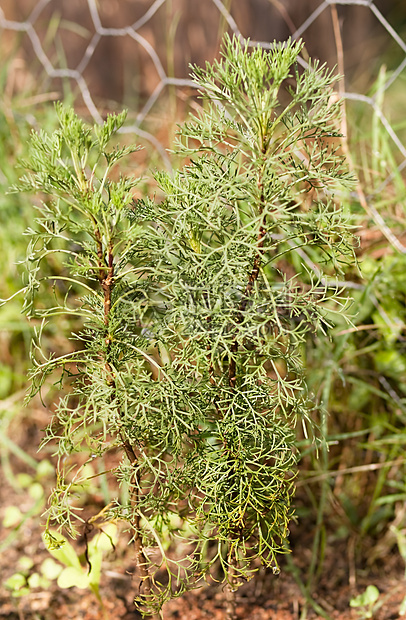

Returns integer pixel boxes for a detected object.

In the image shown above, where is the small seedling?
[3,555,60,598]
[350,585,380,619]
[43,522,118,601]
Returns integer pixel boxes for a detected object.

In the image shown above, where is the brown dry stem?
[94,226,156,615]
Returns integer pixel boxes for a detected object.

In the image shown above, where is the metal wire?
[0,0,405,179]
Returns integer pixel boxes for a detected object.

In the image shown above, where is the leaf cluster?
[14,36,355,614]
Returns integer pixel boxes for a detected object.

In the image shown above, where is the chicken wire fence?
[0,0,405,251]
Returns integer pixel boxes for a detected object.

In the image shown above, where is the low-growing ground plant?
[11,35,355,618]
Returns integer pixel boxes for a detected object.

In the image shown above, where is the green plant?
[3,525,115,618]
[350,585,380,619]
[283,61,406,614]
[0,459,53,554]
[43,523,118,609]
[3,556,57,599]
[12,35,354,618]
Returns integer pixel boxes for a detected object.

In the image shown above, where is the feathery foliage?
[13,35,354,616]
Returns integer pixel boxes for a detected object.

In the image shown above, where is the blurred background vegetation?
[1,0,406,615]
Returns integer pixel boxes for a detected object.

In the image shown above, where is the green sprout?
[350,585,380,619]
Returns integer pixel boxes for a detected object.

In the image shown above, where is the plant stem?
[95,227,155,613]
[131,468,156,614]
[228,185,266,389]
[225,178,267,615]
[225,547,238,620]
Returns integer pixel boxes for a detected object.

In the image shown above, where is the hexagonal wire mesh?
[0,0,405,254]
